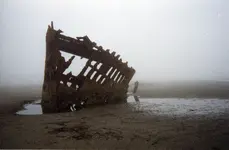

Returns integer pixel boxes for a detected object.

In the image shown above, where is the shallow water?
[16,99,43,115]
[128,97,229,117]
[16,97,229,117]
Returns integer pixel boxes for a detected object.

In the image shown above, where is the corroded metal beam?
[41,22,136,113]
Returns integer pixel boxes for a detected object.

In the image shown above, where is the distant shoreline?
[131,80,229,99]
[0,80,229,114]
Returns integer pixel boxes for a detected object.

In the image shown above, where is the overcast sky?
[0,0,228,85]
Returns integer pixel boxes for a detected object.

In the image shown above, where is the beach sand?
[1,85,229,149]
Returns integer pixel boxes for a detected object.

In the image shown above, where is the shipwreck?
[42,22,135,113]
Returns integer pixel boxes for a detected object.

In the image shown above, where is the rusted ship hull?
[41,22,135,113]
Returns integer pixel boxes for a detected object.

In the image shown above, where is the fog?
[0,0,228,86]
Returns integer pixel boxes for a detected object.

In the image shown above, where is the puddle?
[127,96,229,117]
[16,99,43,115]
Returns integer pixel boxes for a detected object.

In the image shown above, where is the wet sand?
[0,85,41,114]
[1,86,229,149]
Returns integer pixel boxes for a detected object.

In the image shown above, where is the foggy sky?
[0,0,228,85]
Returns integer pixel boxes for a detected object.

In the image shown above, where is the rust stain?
[41,22,135,113]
